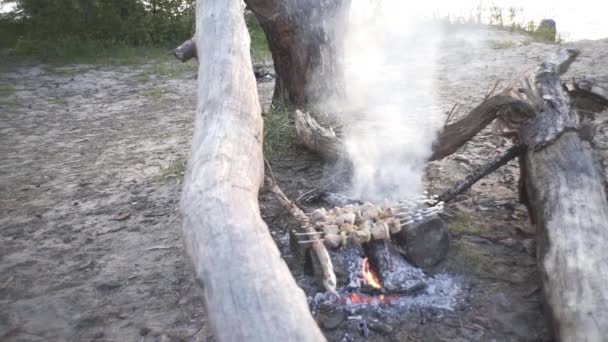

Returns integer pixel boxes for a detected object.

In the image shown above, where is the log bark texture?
[245,0,348,108]
[520,48,608,341]
[180,1,325,341]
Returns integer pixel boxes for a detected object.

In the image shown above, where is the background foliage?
[0,0,197,63]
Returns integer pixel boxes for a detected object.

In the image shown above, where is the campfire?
[278,190,452,308]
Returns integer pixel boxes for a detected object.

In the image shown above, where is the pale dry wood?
[180,1,325,340]
[263,166,338,298]
[295,110,344,160]
[174,38,196,62]
[519,48,608,341]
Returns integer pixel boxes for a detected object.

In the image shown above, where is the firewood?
[437,144,527,203]
[173,38,197,62]
[263,162,338,298]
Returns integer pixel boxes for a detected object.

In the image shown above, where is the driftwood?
[263,163,339,298]
[180,1,324,341]
[514,49,608,340]
[174,38,196,62]
[294,110,345,160]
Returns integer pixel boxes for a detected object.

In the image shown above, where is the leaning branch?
[263,161,338,298]
[437,144,527,203]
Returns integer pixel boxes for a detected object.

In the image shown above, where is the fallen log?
[517,48,608,341]
[180,1,324,340]
[294,110,345,160]
[174,38,197,62]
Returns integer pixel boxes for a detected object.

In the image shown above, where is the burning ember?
[342,257,402,305]
[345,293,400,305]
[361,257,382,289]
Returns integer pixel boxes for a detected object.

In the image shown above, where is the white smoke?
[339,0,443,201]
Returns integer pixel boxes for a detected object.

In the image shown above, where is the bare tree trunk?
[245,0,349,108]
[180,1,325,340]
[519,48,608,341]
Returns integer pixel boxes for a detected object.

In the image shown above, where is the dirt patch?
[1,31,607,341]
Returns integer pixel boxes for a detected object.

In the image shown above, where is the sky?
[1,1,606,40]
[367,0,608,41]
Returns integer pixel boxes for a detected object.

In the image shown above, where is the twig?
[437,144,527,203]
[484,80,502,101]
[444,103,459,125]
[263,160,338,298]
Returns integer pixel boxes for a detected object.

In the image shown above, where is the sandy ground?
[1,29,607,341]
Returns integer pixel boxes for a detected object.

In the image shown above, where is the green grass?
[437,6,564,44]
[0,37,174,65]
[263,101,297,158]
[161,159,186,180]
[0,13,271,66]
[453,241,495,276]
[488,40,516,49]
[0,99,19,107]
[143,88,163,97]
[142,63,196,79]
[245,13,271,63]
[448,213,486,235]
[0,86,15,97]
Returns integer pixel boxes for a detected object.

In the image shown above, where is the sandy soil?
[1,29,607,341]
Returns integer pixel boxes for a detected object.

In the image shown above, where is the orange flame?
[362,258,383,289]
[345,293,399,305]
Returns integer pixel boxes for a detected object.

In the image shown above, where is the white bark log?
[180,1,325,341]
[520,48,608,341]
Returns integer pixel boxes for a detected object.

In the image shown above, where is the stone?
[396,215,449,268]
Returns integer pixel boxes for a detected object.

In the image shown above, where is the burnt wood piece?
[437,144,527,203]
[364,240,427,294]
[395,214,450,268]
[180,1,325,340]
[174,38,196,62]
[520,48,608,340]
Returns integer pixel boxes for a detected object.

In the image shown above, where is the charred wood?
[437,144,527,203]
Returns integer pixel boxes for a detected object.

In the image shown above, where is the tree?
[245,0,350,109]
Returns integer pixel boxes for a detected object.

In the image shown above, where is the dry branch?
[437,144,527,203]
[263,163,338,298]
